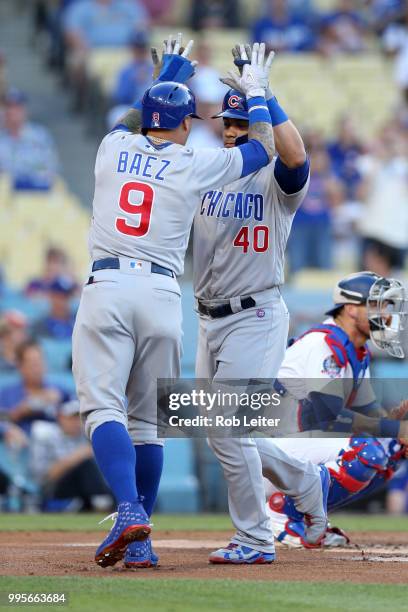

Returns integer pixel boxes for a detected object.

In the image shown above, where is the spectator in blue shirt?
[251,0,316,53]
[63,0,148,110]
[327,116,365,200]
[32,276,76,341]
[25,247,73,299]
[0,340,70,435]
[370,0,406,35]
[112,30,152,106]
[63,0,148,49]
[287,146,344,273]
[0,88,59,190]
[318,0,367,56]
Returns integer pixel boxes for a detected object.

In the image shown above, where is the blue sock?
[135,444,163,517]
[92,421,138,505]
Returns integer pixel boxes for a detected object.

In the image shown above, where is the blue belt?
[91,257,174,278]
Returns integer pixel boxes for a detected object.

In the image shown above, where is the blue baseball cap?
[48,276,76,295]
[129,30,150,48]
[212,89,248,121]
[3,87,27,106]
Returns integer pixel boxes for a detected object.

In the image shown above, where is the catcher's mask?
[366,277,407,359]
[326,271,407,358]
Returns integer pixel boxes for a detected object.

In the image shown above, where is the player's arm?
[231,43,306,167]
[308,390,408,439]
[229,44,309,207]
[261,56,310,206]
[115,108,142,133]
[113,33,197,134]
[225,44,276,173]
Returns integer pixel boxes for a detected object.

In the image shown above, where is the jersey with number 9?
[88,130,249,275]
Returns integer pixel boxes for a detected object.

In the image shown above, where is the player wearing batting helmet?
[72,34,279,569]
[192,45,335,563]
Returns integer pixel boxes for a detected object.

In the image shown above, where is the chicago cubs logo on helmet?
[228,95,241,109]
[212,89,249,121]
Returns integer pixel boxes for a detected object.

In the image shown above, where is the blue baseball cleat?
[95,501,151,567]
[209,543,275,564]
[124,537,159,568]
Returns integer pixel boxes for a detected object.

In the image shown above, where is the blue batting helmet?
[141,82,201,130]
[212,89,248,121]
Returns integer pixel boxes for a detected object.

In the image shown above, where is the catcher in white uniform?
[265,271,408,546]
[267,435,407,548]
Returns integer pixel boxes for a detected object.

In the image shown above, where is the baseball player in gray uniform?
[194,45,330,564]
[72,39,278,568]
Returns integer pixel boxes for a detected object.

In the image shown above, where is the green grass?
[0,512,407,532]
[0,513,233,532]
[0,577,407,612]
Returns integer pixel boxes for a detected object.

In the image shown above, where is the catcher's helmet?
[141,82,201,130]
[212,89,248,121]
[326,271,407,358]
[325,272,381,317]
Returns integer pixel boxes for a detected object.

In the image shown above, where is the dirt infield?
[2,530,408,583]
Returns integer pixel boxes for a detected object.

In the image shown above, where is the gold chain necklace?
[148,135,170,145]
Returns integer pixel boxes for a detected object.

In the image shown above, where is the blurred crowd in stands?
[0,0,408,514]
[24,0,408,276]
[0,247,113,513]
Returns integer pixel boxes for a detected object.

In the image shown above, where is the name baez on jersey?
[116,151,172,181]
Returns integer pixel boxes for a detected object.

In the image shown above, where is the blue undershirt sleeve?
[274,156,310,195]
[238,139,270,178]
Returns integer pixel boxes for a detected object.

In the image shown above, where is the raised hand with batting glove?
[114,32,198,133]
[220,42,275,99]
[151,32,197,84]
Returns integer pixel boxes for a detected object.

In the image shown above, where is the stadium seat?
[369,360,408,411]
[47,372,76,396]
[87,44,397,137]
[0,289,49,320]
[0,443,37,510]
[290,269,348,290]
[40,338,72,373]
[157,439,200,512]
[0,372,20,391]
[0,180,90,285]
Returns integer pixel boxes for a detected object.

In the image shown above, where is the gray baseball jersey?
[194,157,310,300]
[193,157,324,553]
[89,131,247,276]
[74,130,271,446]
